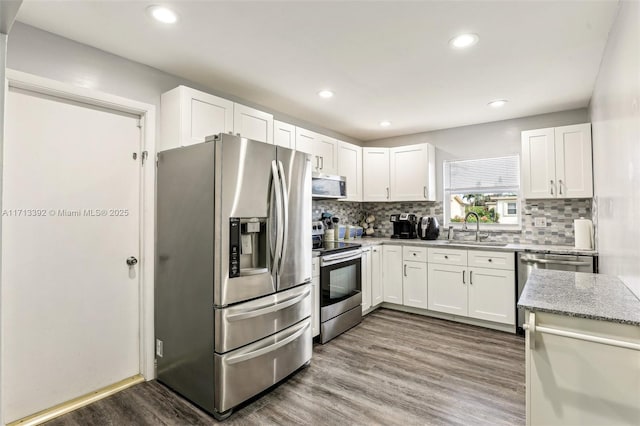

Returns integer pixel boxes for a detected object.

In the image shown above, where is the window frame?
[443,156,522,231]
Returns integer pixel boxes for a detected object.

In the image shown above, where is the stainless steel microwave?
[312,173,347,199]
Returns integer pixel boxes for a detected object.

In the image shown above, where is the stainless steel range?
[156,134,312,420]
[313,238,363,344]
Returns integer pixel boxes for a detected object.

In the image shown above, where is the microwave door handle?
[271,160,283,274]
[277,160,289,274]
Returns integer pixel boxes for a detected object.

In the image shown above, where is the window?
[444,156,520,227]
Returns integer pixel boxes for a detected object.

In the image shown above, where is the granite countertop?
[345,237,597,256]
[517,269,640,326]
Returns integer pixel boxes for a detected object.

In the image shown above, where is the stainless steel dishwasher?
[516,252,597,334]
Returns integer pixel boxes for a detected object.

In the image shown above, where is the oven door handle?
[321,252,362,267]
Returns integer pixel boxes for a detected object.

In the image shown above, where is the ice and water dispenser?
[229,217,268,278]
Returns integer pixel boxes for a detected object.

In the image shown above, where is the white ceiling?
[16,1,619,141]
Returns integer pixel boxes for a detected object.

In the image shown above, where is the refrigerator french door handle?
[271,160,284,273]
[277,161,289,275]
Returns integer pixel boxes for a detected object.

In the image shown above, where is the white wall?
[589,1,640,297]
[6,23,361,145]
[366,109,589,200]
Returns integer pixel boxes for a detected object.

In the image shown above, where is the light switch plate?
[534,217,547,227]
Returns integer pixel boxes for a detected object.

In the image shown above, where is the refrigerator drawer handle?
[520,258,592,266]
[226,287,311,322]
[224,320,310,365]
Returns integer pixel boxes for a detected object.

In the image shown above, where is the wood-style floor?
[46,309,525,426]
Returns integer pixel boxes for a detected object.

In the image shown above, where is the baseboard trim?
[7,374,145,426]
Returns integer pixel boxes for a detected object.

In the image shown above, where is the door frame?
[2,69,157,382]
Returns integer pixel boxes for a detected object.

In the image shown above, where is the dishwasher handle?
[520,257,592,267]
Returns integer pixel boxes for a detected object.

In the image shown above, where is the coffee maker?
[390,213,418,239]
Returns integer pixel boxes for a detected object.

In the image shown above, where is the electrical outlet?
[533,217,547,227]
[156,339,163,358]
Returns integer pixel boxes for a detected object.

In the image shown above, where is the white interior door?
[2,87,142,422]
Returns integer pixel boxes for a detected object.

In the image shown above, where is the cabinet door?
[312,276,320,337]
[314,135,338,175]
[389,143,433,201]
[361,248,372,312]
[363,148,390,201]
[371,246,383,306]
[427,263,467,316]
[337,141,363,202]
[403,261,428,309]
[180,86,234,146]
[233,103,273,144]
[554,123,593,198]
[467,267,515,325]
[521,128,556,199]
[382,245,403,304]
[295,127,315,156]
[273,120,297,149]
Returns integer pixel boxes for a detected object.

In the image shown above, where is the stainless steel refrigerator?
[156,134,312,420]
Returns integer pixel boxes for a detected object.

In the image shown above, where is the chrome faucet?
[463,211,481,242]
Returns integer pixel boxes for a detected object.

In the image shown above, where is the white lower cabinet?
[427,263,467,316]
[311,257,320,337]
[467,267,515,324]
[361,247,372,312]
[382,245,403,303]
[402,261,428,309]
[427,248,516,326]
[371,245,383,306]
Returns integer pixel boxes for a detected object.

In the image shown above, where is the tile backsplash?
[312,198,593,246]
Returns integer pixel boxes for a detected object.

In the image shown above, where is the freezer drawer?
[214,283,311,353]
[214,318,312,413]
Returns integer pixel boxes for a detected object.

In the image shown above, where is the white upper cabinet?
[521,123,592,199]
[363,143,435,202]
[273,120,296,149]
[161,86,234,151]
[295,127,338,174]
[314,134,338,175]
[389,143,436,201]
[554,124,593,198]
[363,147,391,201]
[233,103,273,144]
[295,127,315,155]
[337,141,363,202]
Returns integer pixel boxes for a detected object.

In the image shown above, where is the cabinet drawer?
[467,250,514,270]
[312,257,320,278]
[428,248,467,266]
[403,246,427,262]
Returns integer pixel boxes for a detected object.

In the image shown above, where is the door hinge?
[141,151,149,166]
[136,118,143,129]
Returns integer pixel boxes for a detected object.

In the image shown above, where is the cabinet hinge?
[141,151,149,166]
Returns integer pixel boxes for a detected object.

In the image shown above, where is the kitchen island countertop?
[517,269,640,326]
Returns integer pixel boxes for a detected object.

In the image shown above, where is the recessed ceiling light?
[147,6,178,24]
[488,99,508,108]
[379,120,391,127]
[318,90,334,99]
[449,33,479,49]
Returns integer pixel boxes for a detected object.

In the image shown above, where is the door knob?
[126,256,138,266]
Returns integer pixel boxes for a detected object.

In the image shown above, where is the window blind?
[444,155,520,193]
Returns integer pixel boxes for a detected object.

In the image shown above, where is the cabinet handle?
[404,264,407,277]
[470,270,473,284]
[386,187,390,199]
[413,252,417,256]
[558,179,563,195]
[462,270,466,284]
[320,156,324,170]
[550,180,554,195]
[423,186,427,199]
[488,258,492,262]
[444,255,449,259]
